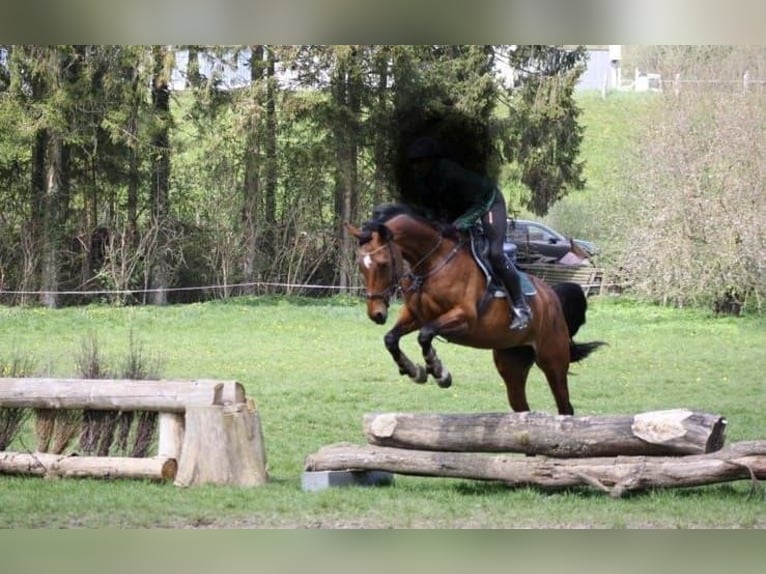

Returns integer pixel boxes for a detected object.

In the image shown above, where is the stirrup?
[509,305,531,331]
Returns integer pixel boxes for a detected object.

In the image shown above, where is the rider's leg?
[483,195,532,330]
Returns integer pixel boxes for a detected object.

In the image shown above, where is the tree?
[0,45,590,306]
[385,45,586,218]
[330,46,364,290]
[147,45,173,305]
[500,45,587,216]
[8,46,78,308]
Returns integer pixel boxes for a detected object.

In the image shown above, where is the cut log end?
[631,409,727,454]
[160,457,178,481]
[706,417,728,453]
[365,412,398,439]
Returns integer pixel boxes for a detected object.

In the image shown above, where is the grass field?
[1,295,764,528]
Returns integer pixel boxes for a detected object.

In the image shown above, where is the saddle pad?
[519,270,537,297]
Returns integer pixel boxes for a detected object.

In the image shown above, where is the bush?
[617,88,766,313]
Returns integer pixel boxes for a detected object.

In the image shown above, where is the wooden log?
[0,451,177,481]
[0,378,245,412]
[304,440,766,497]
[363,409,727,456]
[174,403,268,487]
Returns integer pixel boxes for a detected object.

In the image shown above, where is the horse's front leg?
[417,308,470,388]
[383,308,427,384]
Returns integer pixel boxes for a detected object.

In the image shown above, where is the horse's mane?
[356,203,435,245]
[369,202,423,225]
[373,202,441,228]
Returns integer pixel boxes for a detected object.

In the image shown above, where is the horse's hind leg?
[535,343,574,415]
[492,347,535,412]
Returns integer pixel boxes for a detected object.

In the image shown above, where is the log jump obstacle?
[0,377,267,487]
[304,409,766,497]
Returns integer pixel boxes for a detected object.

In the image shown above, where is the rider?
[407,136,532,330]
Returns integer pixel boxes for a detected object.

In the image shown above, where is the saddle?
[467,224,537,300]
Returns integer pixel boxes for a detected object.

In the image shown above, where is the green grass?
[1,296,765,528]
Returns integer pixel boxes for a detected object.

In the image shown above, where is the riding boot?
[497,261,532,331]
[509,295,532,331]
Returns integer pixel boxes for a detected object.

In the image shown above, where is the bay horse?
[347,204,605,415]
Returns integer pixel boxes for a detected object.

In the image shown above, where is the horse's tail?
[570,340,608,363]
[551,281,607,362]
[551,281,588,338]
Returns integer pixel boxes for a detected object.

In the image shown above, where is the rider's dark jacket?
[412,158,499,230]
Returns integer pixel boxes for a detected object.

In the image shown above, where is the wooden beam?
[0,378,245,412]
[364,410,727,457]
[0,451,177,481]
[304,440,766,497]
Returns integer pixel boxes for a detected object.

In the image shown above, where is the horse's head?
[346,221,402,325]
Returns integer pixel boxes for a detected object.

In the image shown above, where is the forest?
[2,45,764,313]
[0,45,586,307]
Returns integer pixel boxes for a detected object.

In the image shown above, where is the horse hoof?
[412,365,428,384]
[436,372,452,388]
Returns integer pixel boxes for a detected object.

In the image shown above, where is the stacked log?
[362,410,727,456]
[304,409,766,497]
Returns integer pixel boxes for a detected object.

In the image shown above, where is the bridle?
[360,240,403,305]
[360,232,463,303]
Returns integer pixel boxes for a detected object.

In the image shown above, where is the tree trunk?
[126,64,141,250]
[264,46,277,228]
[372,47,390,206]
[332,48,362,291]
[148,45,171,305]
[305,440,766,498]
[39,123,74,309]
[242,45,265,294]
[363,410,727,457]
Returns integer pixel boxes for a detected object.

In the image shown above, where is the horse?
[346,203,606,415]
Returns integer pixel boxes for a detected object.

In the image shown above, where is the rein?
[361,218,464,303]
[402,237,463,294]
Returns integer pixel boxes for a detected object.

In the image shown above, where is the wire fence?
[0,280,366,305]
[666,72,766,95]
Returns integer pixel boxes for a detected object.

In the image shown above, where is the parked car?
[503,218,599,263]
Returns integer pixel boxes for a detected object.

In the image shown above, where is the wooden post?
[364,410,727,457]
[174,402,268,487]
[158,412,185,459]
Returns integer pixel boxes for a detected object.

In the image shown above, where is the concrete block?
[301,470,395,492]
